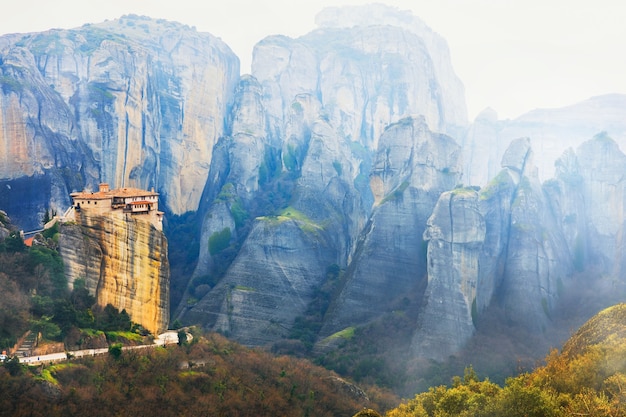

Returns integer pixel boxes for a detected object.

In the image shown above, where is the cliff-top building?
[68,183,163,231]
[59,182,170,334]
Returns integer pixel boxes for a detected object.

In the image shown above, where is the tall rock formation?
[0,15,239,229]
[410,138,577,360]
[189,75,268,284]
[412,188,485,360]
[576,134,626,273]
[462,94,626,186]
[252,4,467,151]
[321,117,461,338]
[59,205,169,335]
[545,133,626,276]
[476,138,572,331]
[185,106,366,345]
[181,4,467,346]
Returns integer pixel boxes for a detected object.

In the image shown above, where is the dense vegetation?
[0,212,399,416]
[0,213,148,353]
[4,210,626,416]
[385,304,626,417]
[290,268,626,397]
[0,332,397,416]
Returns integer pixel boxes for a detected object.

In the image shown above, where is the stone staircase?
[13,331,37,357]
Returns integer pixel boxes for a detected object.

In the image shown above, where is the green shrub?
[229,201,247,228]
[42,222,59,239]
[30,316,62,341]
[3,231,26,253]
[108,343,123,359]
[94,304,131,332]
[283,144,298,172]
[208,227,231,255]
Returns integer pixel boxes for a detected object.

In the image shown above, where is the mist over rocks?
[314,3,467,138]
[252,3,468,151]
[463,94,626,186]
[182,4,469,346]
[1,5,626,369]
[412,188,485,360]
[491,138,572,331]
[546,133,626,276]
[412,138,572,360]
[320,117,461,340]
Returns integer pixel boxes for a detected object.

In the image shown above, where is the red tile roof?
[71,187,158,200]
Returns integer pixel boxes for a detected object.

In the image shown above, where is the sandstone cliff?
[545,133,626,276]
[189,75,267,284]
[185,93,367,345]
[412,188,485,360]
[320,117,461,339]
[0,15,239,229]
[59,210,169,334]
[181,4,467,346]
[184,216,335,345]
[252,4,467,151]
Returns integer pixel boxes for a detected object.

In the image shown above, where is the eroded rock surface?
[59,210,169,334]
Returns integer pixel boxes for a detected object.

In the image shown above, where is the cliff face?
[181,4,466,346]
[412,188,485,360]
[409,138,576,360]
[320,117,461,338]
[180,6,623,357]
[0,15,239,229]
[545,133,626,276]
[462,94,626,186]
[4,6,626,365]
[59,210,169,334]
[0,46,97,230]
[252,5,467,151]
[486,138,572,331]
[186,93,367,345]
[189,76,267,283]
[184,217,335,345]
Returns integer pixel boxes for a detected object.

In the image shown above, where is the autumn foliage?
[0,332,397,416]
[385,304,626,417]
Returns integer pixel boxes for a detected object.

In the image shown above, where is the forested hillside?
[0,212,398,416]
[386,304,626,417]
[0,212,151,353]
[1,331,398,416]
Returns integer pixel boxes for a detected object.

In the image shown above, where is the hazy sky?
[2,0,625,120]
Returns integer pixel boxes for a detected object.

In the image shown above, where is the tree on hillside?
[3,231,25,253]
